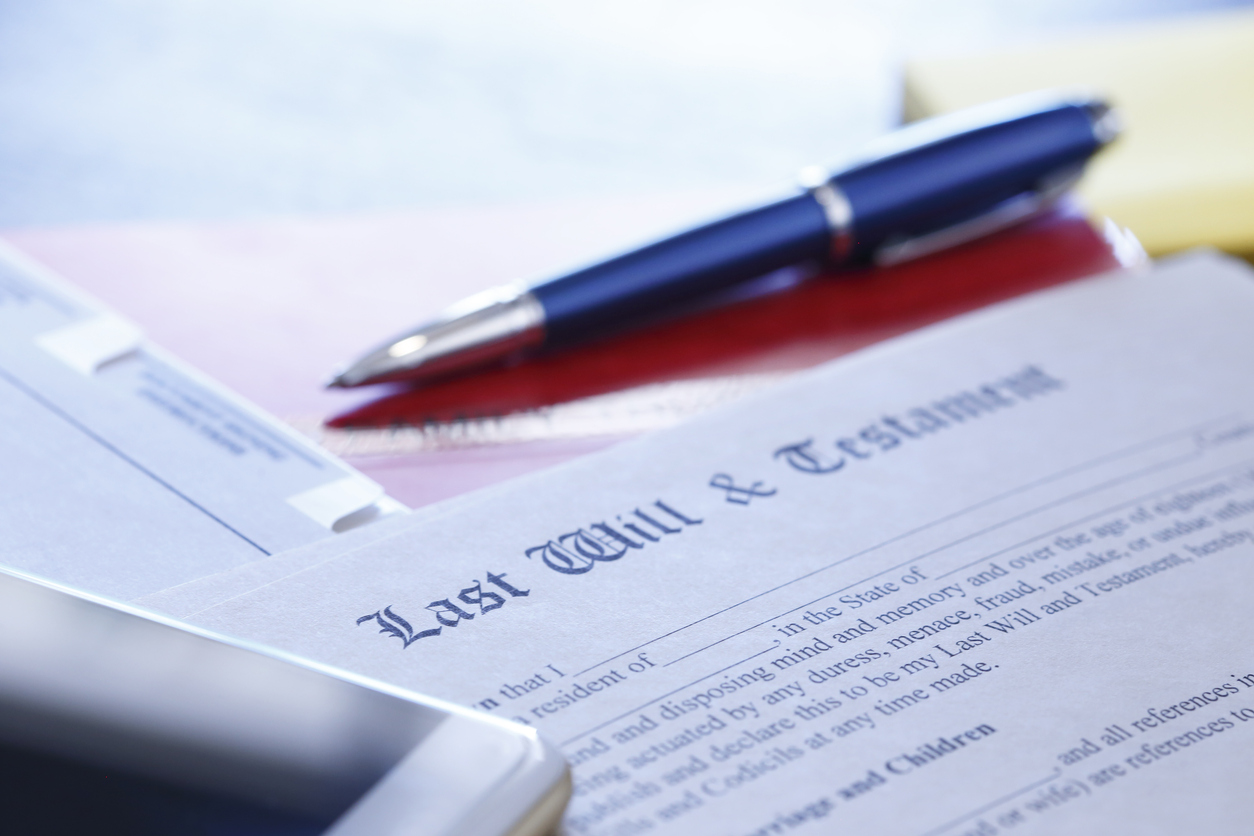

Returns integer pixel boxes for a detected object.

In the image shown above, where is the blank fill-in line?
[560,641,781,748]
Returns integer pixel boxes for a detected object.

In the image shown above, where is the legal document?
[186,251,1254,834]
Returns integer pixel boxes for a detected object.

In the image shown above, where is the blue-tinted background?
[0,0,1248,227]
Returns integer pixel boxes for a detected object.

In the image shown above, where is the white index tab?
[287,476,386,532]
[36,314,144,375]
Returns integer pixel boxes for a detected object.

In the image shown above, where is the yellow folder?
[903,9,1254,257]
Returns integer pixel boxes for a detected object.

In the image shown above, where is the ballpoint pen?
[329,91,1119,389]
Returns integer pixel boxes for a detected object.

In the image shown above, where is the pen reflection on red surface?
[328,205,1119,428]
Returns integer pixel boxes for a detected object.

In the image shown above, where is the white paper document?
[190,252,1254,834]
[0,243,403,600]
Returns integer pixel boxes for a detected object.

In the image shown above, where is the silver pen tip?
[324,364,362,388]
[324,288,547,388]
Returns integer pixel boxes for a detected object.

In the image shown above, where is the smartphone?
[0,566,570,836]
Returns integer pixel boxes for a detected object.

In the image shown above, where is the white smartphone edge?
[329,713,572,836]
[0,564,573,836]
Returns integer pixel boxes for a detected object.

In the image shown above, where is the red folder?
[329,204,1121,428]
[3,197,1121,508]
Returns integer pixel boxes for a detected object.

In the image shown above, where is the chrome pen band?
[808,181,854,263]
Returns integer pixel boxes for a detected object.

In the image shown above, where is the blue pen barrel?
[533,195,831,347]
[836,103,1102,263]
[533,100,1107,348]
